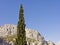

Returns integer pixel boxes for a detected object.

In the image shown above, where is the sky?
[0,0,60,43]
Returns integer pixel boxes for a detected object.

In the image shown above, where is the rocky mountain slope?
[0,24,56,45]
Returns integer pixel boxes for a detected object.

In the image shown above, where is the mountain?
[0,24,55,45]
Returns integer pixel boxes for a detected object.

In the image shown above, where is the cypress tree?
[15,4,26,45]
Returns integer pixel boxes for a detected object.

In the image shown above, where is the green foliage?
[3,34,17,42]
[15,4,26,45]
[26,38,36,42]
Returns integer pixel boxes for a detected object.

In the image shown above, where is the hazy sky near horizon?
[0,0,60,43]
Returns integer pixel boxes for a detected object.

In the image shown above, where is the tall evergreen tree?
[15,4,26,45]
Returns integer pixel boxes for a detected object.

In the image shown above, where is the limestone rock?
[0,24,56,45]
[47,40,55,45]
[0,24,44,41]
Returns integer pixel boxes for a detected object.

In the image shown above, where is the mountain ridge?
[0,24,57,45]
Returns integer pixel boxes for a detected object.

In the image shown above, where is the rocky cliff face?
[0,24,55,45]
[0,24,17,37]
[47,40,55,45]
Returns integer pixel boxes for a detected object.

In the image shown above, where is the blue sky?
[0,0,60,43]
